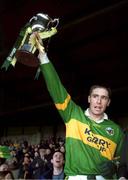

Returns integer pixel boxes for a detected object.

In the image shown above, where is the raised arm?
[30,32,80,123]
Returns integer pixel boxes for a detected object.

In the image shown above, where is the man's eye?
[102,96,109,100]
[92,95,97,98]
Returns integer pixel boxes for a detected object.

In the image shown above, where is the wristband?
[38,52,49,64]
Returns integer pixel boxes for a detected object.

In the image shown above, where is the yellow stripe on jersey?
[66,119,116,160]
[55,94,71,110]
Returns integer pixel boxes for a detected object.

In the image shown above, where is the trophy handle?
[51,18,59,28]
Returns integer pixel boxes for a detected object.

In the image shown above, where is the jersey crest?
[105,127,114,136]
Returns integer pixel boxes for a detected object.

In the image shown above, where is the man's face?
[51,152,64,168]
[88,88,110,117]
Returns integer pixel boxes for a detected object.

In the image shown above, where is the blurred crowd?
[0,136,65,179]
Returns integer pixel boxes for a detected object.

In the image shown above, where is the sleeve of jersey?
[40,62,79,123]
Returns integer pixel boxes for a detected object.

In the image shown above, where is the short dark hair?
[52,150,65,159]
[89,85,112,98]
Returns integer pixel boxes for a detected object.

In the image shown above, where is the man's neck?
[85,108,108,123]
[90,112,103,122]
[53,167,63,175]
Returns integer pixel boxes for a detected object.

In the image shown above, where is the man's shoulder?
[40,169,53,179]
[107,119,123,131]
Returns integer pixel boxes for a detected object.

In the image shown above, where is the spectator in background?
[0,163,14,179]
[18,153,32,179]
[31,151,45,179]
[40,150,65,179]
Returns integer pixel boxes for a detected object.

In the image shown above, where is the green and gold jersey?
[40,62,124,176]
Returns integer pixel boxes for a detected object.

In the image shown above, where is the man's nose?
[97,97,101,103]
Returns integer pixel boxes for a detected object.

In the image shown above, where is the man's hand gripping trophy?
[29,32,50,79]
[29,32,45,60]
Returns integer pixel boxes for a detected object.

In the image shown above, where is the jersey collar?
[84,108,108,123]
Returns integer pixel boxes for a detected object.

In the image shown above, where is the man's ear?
[88,96,90,103]
[107,99,111,107]
[51,159,53,164]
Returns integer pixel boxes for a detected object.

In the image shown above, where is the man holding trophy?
[30,30,124,179]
